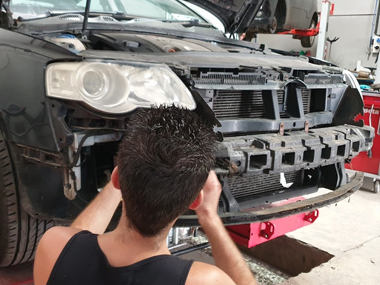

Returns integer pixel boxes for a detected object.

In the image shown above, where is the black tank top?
[47,231,194,285]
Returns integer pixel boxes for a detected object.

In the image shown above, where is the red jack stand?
[227,197,319,248]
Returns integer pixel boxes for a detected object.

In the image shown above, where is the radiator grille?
[228,171,304,201]
[302,89,311,114]
[213,90,265,119]
[213,89,313,120]
[195,72,266,85]
[278,90,289,118]
[278,90,285,104]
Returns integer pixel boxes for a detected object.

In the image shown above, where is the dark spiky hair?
[116,105,216,237]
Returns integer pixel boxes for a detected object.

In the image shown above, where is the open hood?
[183,0,265,33]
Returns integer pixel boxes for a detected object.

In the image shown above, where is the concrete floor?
[182,187,380,285]
[0,187,379,285]
[281,188,380,285]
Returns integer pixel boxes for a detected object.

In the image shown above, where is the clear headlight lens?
[46,61,196,113]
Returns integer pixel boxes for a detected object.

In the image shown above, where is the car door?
[288,0,314,29]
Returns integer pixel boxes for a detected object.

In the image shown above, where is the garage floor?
[0,262,33,285]
[184,187,380,285]
[1,187,379,285]
[281,187,380,285]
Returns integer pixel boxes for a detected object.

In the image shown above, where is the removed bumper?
[176,171,364,227]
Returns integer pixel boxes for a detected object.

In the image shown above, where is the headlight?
[46,61,196,113]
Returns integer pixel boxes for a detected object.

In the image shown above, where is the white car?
[251,0,319,47]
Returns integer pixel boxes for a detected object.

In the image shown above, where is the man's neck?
[99,210,171,265]
[117,215,168,246]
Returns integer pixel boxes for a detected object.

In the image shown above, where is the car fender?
[0,28,80,152]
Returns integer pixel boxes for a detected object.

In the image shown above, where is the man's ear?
[189,190,204,210]
[111,167,121,190]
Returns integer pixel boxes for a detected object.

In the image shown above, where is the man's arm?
[196,171,258,285]
[71,181,122,234]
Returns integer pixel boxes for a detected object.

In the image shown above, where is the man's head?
[114,105,216,237]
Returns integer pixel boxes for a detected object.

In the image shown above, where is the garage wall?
[257,0,379,70]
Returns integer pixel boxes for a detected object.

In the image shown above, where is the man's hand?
[195,171,222,224]
[194,171,258,285]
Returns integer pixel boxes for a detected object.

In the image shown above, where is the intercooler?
[213,89,312,119]
[227,170,304,202]
[213,90,266,119]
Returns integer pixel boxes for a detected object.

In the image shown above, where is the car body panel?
[0,29,79,151]
[289,0,316,28]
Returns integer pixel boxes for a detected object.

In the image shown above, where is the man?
[34,106,258,285]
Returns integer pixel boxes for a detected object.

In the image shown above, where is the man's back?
[34,107,257,285]
[47,231,193,285]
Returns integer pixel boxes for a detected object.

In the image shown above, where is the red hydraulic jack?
[277,11,321,40]
[226,197,319,248]
[277,27,319,40]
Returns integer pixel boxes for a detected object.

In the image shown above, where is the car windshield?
[9,0,205,22]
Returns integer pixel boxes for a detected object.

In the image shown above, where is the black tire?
[301,16,318,48]
[273,0,286,33]
[268,15,278,34]
[0,134,53,267]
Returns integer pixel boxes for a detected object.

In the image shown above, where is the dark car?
[0,0,374,267]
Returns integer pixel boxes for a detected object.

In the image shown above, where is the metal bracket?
[304,210,319,223]
[305,121,310,133]
[63,168,77,200]
[260,222,275,239]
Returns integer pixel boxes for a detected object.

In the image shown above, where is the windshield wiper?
[17,10,130,22]
[161,19,214,28]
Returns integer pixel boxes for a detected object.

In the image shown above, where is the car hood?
[183,0,265,33]
[80,49,322,71]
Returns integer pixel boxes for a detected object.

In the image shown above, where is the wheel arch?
[7,141,70,221]
[0,119,69,221]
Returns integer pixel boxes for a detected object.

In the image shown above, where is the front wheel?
[0,134,53,267]
[268,16,278,34]
[301,17,317,48]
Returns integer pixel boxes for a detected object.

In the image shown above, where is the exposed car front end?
[0,0,374,267]
[10,28,373,223]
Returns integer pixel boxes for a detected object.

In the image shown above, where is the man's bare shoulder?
[38,226,83,256]
[186,261,236,285]
[33,227,83,285]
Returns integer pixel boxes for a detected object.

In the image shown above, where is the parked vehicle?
[0,0,374,267]
[249,0,319,47]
